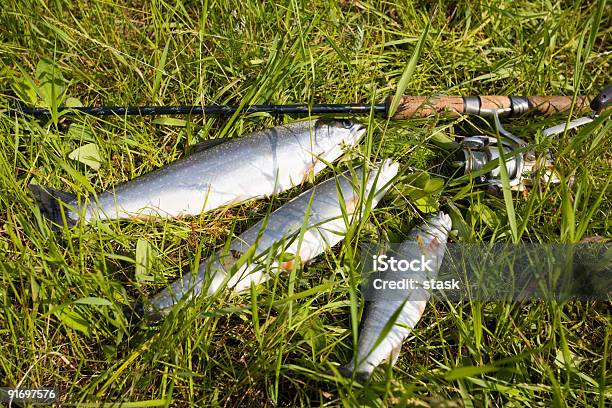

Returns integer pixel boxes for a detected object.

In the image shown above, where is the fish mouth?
[376,158,400,178]
[349,123,367,145]
[432,211,453,232]
[361,158,399,199]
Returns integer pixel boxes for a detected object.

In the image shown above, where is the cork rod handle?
[526,96,589,115]
[388,95,590,119]
[387,96,465,119]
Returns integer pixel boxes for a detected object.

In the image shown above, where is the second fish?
[148,159,400,316]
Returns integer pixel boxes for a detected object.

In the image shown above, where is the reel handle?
[590,85,611,113]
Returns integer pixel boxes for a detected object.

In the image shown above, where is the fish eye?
[339,119,353,129]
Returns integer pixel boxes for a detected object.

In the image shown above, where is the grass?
[0,0,610,406]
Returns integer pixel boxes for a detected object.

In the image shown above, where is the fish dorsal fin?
[189,138,230,153]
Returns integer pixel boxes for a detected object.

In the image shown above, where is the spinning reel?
[450,85,611,192]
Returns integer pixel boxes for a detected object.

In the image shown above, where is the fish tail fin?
[339,341,403,382]
[337,362,354,378]
[29,184,78,227]
[122,302,145,326]
[338,361,372,383]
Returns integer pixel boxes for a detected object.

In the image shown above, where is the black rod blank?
[11,103,388,117]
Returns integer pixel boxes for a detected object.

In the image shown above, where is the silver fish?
[148,159,400,315]
[339,211,452,381]
[29,119,365,227]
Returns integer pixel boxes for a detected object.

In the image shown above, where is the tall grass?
[0,0,610,406]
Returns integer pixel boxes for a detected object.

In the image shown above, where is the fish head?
[429,211,452,233]
[372,158,400,184]
[364,158,400,196]
[342,159,399,212]
[313,119,366,152]
[419,211,453,244]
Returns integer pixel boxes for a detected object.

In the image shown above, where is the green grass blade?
[387,23,429,118]
[495,133,519,243]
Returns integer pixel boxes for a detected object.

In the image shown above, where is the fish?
[29,119,366,227]
[148,159,400,316]
[339,211,452,381]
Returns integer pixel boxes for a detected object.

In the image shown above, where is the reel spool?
[453,135,524,189]
[449,119,559,192]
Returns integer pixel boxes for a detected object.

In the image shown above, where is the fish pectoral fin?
[280,259,295,271]
[280,252,301,271]
[345,195,360,213]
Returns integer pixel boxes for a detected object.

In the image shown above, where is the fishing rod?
[10,92,605,120]
[10,84,610,192]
